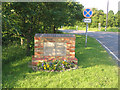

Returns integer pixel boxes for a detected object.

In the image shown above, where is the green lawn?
[62,26,119,32]
[2,35,118,88]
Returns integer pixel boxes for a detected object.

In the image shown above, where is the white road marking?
[96,39,120,61]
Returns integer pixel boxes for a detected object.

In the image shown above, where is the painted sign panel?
[83,18,91,23]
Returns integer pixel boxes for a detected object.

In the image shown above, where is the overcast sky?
[76,0,120,14]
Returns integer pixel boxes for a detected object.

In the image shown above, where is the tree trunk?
[53,25,56,33]
[26,37,31,56]
[46,29,47,33]
[21,38,23,45]
[26,28,31,56]
[44,26,47,33]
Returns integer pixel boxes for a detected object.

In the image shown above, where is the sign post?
[83,8,93,47]
[85,23,88,47]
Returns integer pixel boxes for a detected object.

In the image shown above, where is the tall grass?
[2,44,26,64]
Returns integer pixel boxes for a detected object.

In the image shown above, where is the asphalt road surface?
[59,29,120,66]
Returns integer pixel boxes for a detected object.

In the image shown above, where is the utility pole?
[105,0,109,31]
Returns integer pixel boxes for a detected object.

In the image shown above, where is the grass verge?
[62,26,119,32]
[2,35,118,88]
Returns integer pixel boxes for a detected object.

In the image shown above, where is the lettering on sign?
[83,18,91,23]
[44,42,66,56]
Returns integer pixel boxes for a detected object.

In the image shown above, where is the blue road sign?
[83,8,93,18]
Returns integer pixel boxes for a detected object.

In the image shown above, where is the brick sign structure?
[32,34,78,65]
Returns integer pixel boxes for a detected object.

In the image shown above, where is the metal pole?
[85,23,88,47]
[105,0,109,31]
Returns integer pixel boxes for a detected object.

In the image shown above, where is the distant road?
[59,29,120,66]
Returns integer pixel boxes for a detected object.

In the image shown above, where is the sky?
[76,0,120,14]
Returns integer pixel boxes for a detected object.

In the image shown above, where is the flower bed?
[31,60,78,72]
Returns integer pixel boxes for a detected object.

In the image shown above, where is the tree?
[90,8,98,28]
[2,2,84,55]
[2,2,23,45]
[98,10,106,27]
[40,2,69,33]
[108,10,114,27]
[10,2,45,55]
[64,2,84,26]
[114,11,119,27]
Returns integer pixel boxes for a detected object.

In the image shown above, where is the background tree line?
[2,2,119,55]
[76,8,119,28]
[2,2,84,55]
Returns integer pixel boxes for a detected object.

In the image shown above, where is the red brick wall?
[32,35,78,65]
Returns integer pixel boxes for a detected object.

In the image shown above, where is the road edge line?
[96,39,120,62]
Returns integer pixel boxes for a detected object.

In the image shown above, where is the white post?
[105,26,106,32]
[85,23,88,47]
[76,25,78,30]
[98,23,101,30]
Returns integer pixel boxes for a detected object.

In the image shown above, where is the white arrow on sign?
[83,18,91,23]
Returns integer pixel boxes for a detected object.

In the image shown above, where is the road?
[59,29,120,66]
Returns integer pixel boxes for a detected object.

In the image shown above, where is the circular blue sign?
[83,8,93,18]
